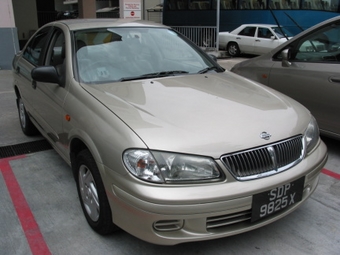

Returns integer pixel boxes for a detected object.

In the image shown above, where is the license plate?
[251,176,305,222]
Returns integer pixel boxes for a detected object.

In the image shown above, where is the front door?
[32,28,69,156]
[268,24,340,136]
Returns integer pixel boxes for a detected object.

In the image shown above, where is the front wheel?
[18,98,39,136]
[227,42,240,57]
[76,149,118,235]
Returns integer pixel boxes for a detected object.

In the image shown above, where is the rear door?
[254,27,281,55]
[236,26,257,53]
[267,23,340,136]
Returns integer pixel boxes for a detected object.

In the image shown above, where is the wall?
[0,0,19,70]
[12,0,39,41]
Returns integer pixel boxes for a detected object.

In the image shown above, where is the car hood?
[82,73,309,158]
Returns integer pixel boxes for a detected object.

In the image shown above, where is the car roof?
[240,24,278,27]
[50,18,169,31]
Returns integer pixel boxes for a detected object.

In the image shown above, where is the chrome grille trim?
[221,135,304,181]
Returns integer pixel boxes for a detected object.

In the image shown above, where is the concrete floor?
[1,58,340,254]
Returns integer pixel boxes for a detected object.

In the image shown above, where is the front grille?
[221,135,304,180]
[206,210,251,229]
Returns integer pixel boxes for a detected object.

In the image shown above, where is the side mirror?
[31,66,62,86]
[281,48,291,67]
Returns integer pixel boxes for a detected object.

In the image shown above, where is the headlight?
[304,116,320,154]
[123,149,223,183]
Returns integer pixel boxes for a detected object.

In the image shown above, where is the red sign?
[131,11,135,16]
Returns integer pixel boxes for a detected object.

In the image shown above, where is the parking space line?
[0,156,51,255]
[322,168,340,180]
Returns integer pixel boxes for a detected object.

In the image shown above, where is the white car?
[219,24,293,57]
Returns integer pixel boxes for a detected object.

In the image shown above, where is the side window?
[23,27,51,66]
[293,23,340,62]
[258,28,273,38]
[188,0,210,9]
[239,27,256,37]
[45,30,65,67]
[44,29,66,77]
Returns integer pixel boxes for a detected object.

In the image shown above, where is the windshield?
[74,27,220,84]
[271,27,294,38]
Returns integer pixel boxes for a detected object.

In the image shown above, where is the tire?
[76,149,118,235]
[227,42,240,57]
[18,98,39,136]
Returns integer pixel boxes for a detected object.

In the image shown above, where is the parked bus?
[163,0,340,48]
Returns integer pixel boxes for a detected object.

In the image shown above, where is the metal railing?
[171,26,217,50]
[35,12,218,51]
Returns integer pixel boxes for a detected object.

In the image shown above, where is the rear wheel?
[227,42,240,57]
[76,149,118,235]
[18,98,39,136]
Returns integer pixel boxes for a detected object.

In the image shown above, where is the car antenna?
[269,7,289,41]
[284,12,304,32]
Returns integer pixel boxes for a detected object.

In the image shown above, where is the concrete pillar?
[0,0,19,70]
[78,0,96,18]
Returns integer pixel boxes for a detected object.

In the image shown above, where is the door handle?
[255,39,260,42]
[15,66,20,74]
[329,76,340,83]
[236,37,241,40]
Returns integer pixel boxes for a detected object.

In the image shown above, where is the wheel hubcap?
[228,45,237,56]
[79,165,100,222]
[19,101,26,128]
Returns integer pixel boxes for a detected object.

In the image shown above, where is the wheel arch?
[14,85,21,106]
[69,135,102,180]
[227,41,239,48]
[226,41,241,56]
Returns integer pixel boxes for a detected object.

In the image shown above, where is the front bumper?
[105,141,327,245]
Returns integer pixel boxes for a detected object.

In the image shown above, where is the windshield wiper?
[198,66,219,74]
[158,70,189,75]
[119,70,189,82]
